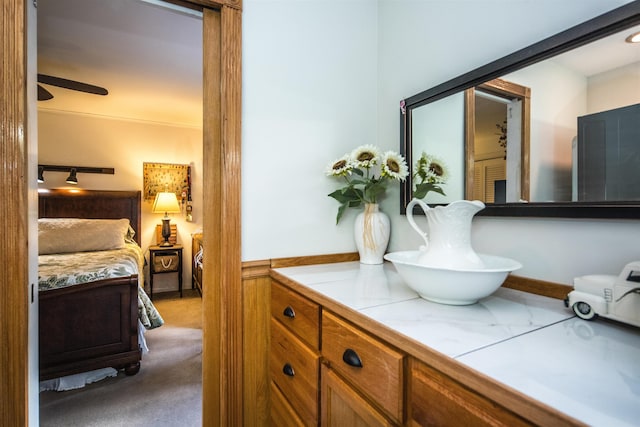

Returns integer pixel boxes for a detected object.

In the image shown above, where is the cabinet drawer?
[271,280,320,349]
[270,381,305,427]
[322,311,404,423]
[408,358,532,427]
[271,318,320,426]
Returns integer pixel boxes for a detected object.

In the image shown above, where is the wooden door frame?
[0,0,243,425]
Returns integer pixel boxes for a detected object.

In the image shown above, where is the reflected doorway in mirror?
[465,78,530,204]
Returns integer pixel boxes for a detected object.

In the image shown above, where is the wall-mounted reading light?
[65,168,78,185]
[37,164,115,185]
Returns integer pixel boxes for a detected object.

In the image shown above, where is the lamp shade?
[152,192,181,214]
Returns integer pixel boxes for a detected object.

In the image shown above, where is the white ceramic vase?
[354,203,390,265]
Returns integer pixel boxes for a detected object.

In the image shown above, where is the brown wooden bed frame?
[38,189,143,381]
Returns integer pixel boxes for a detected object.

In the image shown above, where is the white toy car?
[565,261,640,328]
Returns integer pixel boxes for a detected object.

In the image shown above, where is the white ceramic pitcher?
[406,198,486,269]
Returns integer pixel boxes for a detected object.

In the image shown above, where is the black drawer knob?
[282,363,295,377]
[283,306,295,318]
[342,348,363,368]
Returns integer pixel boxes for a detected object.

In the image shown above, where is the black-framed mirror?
[400,1,640,219]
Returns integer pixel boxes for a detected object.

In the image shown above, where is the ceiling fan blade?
[37,74,108,96]
[38,84,54,101]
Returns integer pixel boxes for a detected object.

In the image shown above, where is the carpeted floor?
[40,290,203,427]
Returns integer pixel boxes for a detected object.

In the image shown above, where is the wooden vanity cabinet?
[270,277,575,426]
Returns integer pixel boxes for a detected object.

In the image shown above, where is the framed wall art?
[143,162,191,202]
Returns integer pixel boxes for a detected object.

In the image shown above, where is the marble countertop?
[273,261,640,427]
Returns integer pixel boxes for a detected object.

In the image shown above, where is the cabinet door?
[408,358,532,427]
[320,365,393,427]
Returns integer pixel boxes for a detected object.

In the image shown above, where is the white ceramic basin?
[384,251,522,305]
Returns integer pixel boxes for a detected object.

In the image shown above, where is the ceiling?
[37,0,203,128]
[553,24,640,77]
[37,1,637,130]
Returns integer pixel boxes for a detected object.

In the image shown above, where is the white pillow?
[38,218,131,255]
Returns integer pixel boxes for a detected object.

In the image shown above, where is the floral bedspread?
[38,243,164,329]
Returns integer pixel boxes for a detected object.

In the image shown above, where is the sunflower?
[412,152,448,200]
[426,155,449,184]
[381,151,409,181]
[325,154,354,177]
[414,152,448,184]
[350,144,380,169]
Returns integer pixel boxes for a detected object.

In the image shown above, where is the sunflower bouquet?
[326,144,409,224]
[412,152,448,199]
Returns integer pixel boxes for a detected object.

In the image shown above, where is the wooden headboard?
[38,189,142,244]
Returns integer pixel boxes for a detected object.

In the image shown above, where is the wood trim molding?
[243,254,359,279]
[201,9,222,426]
[464,88,475,199]
[242,273,271,426]
[220,7,243,425]
[167,0,242,10]
[503,274,572,300]
[1,0,29,424]
[242,260,271,279]
[201,4,243,427]
[271,252,360,269]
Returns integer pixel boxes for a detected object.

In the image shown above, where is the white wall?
[243,0,640,285]
[588,61,640,112]
[242,0,379,259]
[38,110,203,292]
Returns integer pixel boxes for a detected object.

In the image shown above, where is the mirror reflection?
[403,13,640,213]
[498,26,640,203]
[411,93,465,204]
[465,79,530,203]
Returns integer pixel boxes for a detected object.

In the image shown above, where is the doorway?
[464,78,531,203]
[0,1,242,425]
[37,0,204,423]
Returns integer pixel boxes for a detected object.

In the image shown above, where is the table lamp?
[152,191,181,246]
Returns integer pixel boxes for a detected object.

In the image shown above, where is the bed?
[38,189,163,381]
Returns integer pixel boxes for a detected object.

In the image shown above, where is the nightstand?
[148,245,183,299]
